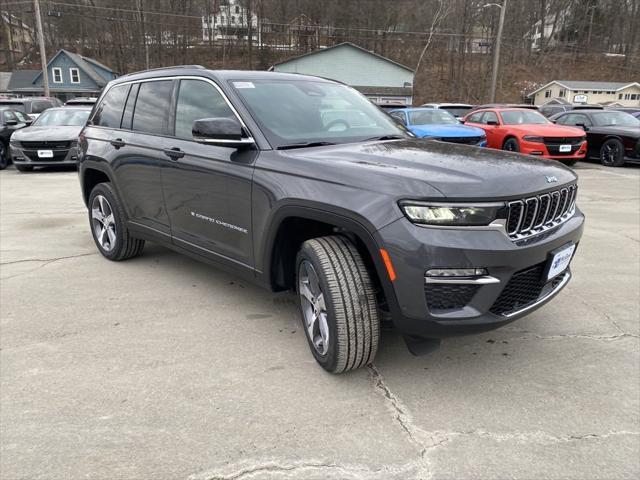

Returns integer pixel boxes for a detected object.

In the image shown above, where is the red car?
[463,108,587,165]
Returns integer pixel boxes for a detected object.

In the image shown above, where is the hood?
[589,125,640,138]
[410,124,486,138]
[506,124,586,137]
[278,139,577,200]
[12,125,83,142]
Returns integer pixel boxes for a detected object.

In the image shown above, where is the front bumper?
[521,140,587,161]
[377,209,585,338]
[10,145,79,166]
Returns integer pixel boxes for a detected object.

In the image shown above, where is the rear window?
[92,84,130,128]
[132,80,173,135]
[0,101,26,113]
[31,100,53,114]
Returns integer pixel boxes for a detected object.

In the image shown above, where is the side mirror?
[576,123,589,131]
[192,117,254,148]
[459,119,466,124]
[25,119,33,126]
[5,120,18,126]
[486,120,498,126]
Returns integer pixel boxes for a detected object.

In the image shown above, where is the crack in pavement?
[0,252,98,280]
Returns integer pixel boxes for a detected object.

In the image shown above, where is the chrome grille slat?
[507,185,577,241]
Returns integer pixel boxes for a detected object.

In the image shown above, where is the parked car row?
[0,96,95,170]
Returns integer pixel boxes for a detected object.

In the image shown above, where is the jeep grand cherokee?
[77,67,584,373]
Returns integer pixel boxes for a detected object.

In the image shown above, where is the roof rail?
[120,65,206,78]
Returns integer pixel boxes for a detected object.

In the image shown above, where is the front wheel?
[0,143,9,170]
[502,138,520,152]
[600,139,625,167]
[296,236,379,373]
[88,182,145,261]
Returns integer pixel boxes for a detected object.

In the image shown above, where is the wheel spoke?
[307,265,320,296]
[306,311,318,339]
[316,292,326,312]
[98,226,108,247]
[106,226,116,247]
[318,313,329,352]
[105,214,115,227]
[98,196,108,216]
[92,207,105,223]
[299,282,315,305]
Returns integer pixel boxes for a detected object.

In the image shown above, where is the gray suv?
[77,67,584,373]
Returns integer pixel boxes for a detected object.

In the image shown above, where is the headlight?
[70,140,78,148]
[523,135,544,143]
[400,202,503,226]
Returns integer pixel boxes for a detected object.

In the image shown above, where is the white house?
[528,80,640,107]
[202,0,260,44]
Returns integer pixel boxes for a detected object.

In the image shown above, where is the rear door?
[482,111,503,147]
[109,79,174,236]
[160,77,255,268]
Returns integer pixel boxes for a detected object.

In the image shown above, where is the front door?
[161,78,255,269]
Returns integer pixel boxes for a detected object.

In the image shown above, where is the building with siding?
[528,80,640,107]
[270,42,414,106]
[7,49,117,101]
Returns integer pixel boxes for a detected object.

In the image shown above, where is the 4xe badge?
[545,175,558,183]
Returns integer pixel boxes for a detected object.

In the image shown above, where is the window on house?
[231,16,235,23]
[559,89,565,97]
[631,94,638,100]
[235,5,240,13]
[70,68,80,84]
[52,67,62,83]
[545,90,551,98]
[625,94,630,100]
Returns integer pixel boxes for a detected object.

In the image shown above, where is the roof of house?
[529,80,640,96]
[353,86,413,96]
[6,70,39,91]
[270,42,415,73]
[32,49,113,87]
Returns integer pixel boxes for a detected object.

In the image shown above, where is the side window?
[484,111,499,124]
[132,80,173,135]
[3,110,18,123]
[467,112,483,123]
[556,114,572,125]
[93,84,130,128]
[121,83,140,131]
[174,79,235,140]
[14,111,30,123]
[389,111,406,125]
[31,101,52,114]
[575,115,592,127]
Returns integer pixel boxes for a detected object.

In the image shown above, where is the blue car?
[389,108,487,147]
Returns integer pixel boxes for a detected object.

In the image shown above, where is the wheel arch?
[81,165,114,207]
[260,205,400,315]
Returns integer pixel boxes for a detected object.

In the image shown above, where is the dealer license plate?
[37,150,54,158]
[546,243,576,280]
[559,144,572,153]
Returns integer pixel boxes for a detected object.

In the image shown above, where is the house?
[528,80,640,107]
[202,0,260,44]
[1,11,35,67]
[270,42,414,106]
[7,49,116,101]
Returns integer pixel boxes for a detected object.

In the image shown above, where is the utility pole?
[489,0,507,103]
[33,0,49,97]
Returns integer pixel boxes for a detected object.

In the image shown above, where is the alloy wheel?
[298,260,330,356]
[91,195,116,252]
[602,143,618,165]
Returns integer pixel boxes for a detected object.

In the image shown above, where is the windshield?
[500,110,549,125]
[442,107,472,117]
[591,111,640,127]
[33,109,90,126]
[230,79,405,147]
[409,109,458,125]
[0,102,26,113]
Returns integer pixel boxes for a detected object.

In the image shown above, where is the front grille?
[24,150,70,162]
[19,140,72,149]
[506,185,577,240]
[442,136,483,145]
[543,137,584,156]
[425,284,480,311]
[490,263,545,315]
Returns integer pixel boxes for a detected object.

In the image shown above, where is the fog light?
[426,268,488,277]
[530,151,544,155]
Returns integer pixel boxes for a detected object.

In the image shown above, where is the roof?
[353,86,413,96]
[7,70,39,90]
[528,80,640,96]
[32,49,110,87]
[270,42,415,73]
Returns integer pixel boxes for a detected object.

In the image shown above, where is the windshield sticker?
[233,81,255,89]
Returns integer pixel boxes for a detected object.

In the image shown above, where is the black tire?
[599,138,625,167]
[296,236,379,373]
[0,143,9,170]
[561,159,578,167]
[502,137,520,152]
[88,182,145,261]
[14,164,33,172]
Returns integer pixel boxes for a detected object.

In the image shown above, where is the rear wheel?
[0,143,9,170]
[600,138,625,167]
[503,137,520,152]
[296,236,379,373]
[88,182,145,261]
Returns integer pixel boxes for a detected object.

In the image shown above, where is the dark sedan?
[551,109,640,167]
[0,107,31,170]
[9,107,91,172]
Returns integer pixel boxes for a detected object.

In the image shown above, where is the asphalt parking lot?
[1,162,639,480]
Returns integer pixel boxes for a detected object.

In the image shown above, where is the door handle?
[164,147,185,160]
[110,138,125,148]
